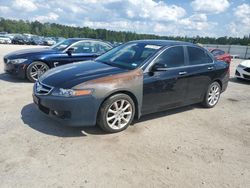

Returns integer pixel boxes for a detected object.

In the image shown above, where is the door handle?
[208,66,214,70]
[179,71,187,75]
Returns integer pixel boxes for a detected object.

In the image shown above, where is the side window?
[188,47,213,65]
[94,42,112,54]
[154,46,185,68]
[71,42,95,53]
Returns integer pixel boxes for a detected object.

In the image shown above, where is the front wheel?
[97,94,135,133]
[26,61,49,82]
[202,81,221,108]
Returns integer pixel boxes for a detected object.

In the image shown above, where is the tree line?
[0,17,249,45]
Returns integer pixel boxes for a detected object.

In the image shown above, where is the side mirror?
[66,47,75,55]
[151,62,168,71]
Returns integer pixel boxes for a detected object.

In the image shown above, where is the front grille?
[244,67,250,73]
[35,81,53,95]
[243,74,250,80]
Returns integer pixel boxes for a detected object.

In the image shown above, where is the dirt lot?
[0,44,249,188]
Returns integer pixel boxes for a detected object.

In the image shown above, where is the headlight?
[10,58,27,64]
[51,88,92,97]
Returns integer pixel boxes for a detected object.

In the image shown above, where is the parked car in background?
[209,48,231,64]
[30,36,44,45]
[12,35,29,44]
[0,35,12,44]
[33,40,229,133]
[43,37,56,46]
[53,37,65,43]
[4,38,113,82]
[0,31,8,35]
[235,60,250,80]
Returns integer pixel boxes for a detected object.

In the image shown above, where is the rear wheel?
[202,81,221,108]
[97,94,135,133]
[26,61,49,82]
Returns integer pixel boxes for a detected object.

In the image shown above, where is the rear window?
[188,47,213,65]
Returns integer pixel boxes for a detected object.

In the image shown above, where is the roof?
[67,38,103,42]
[129,39,196,47]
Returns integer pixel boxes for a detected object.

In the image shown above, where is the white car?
[235,60,250,80]
[0,36,11,44]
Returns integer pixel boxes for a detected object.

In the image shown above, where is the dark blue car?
[33,40,229,133]
[3,38,113,82]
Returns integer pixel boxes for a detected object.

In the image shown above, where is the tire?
[26,61,49,82]
[97,93,135,133]
[202,81,221,108]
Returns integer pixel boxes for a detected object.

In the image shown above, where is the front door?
[142,46,189,114]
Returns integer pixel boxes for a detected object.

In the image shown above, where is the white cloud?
[0,5,9,13]
[178,14,217,31]
[234,3,250,26]
[126,0,186,21]
[228,3,250,37]
[34,12,59,22]
[191,0,230,14]
[55,8,63,13]
[12,0,37,12]
[0,0,243,37]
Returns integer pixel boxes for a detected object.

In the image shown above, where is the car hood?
[5,48,59,59]
[39,61,128,88]
[240,60,250,67]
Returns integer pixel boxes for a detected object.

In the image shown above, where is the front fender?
[73,69,144,118]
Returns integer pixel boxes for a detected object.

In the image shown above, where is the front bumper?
[235,66,250,80]
[33,93,101,127]
[3,60,27,79]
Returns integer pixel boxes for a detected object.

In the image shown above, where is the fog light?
[52,110,71,119]
[54,110,59,116]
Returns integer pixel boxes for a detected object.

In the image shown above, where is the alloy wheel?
[106,99,133,130]
[208,84,220,106]
[30,63,49,81]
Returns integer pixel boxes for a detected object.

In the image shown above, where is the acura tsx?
[33,40,229,133]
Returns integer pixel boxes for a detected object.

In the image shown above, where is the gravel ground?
[0,44,249,188]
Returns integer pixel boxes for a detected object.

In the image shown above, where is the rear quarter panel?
[214,60,229,92]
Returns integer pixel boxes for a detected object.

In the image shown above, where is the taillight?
[227,61,230,75]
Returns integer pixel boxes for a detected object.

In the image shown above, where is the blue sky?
[0,0,249,37]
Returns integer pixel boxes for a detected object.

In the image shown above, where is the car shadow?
[22,103,201,137]
[229,77,250,85]
[0,73,29,83]
[134,104,198,124]
[21,103,107,137]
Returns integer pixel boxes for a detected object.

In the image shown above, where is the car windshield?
[51,39,74,51]
[96,42,162,70]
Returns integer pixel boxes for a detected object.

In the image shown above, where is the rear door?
[185,46,215,103]
[142,46,189,114]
